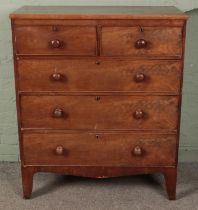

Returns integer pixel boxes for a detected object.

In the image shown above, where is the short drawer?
[23,132,176,166]
[18,59,182,93]
[14,26,96,55]
[20,95,179,130]
[101,26,183,57]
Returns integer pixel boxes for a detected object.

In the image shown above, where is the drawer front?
[14,26,96,55]
[102,27,182,57]
[18,59,181,93]
[23,133,176,166]
[21,96,179,130]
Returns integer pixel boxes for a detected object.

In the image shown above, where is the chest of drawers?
[10,6,188,199]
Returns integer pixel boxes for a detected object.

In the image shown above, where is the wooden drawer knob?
[53,108,65,118]
[135,39,147,49]
[51,73,63,81]
[133,146,142,156]
[55,145,64,155]
[133,109,144,119]
[49,39,64,48]
[134,73,145,82]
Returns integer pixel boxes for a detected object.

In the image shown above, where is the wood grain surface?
[10,6,187,199]
[17,59,182,93]
[23,132,177,166]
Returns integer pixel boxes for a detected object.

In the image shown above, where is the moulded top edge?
[10,6,188,20]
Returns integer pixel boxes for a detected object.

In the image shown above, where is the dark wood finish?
[10,6,188,199]
[17,59,182,93]
[135,39,147,49]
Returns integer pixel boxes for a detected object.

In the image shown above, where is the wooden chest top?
[10,6,188,20]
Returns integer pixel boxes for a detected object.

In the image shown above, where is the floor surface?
[0,163,197,210]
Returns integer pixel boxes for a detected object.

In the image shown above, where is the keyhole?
[52,26,59,31]
[139,26,144,32]
[95,96,101,101]
[95,61,101,65]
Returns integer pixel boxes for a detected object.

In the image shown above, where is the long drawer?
[17,59,182,93]
[14,26,97,55]
[23,132,177,166]
[101,26,183,57]
[20,95,179,130]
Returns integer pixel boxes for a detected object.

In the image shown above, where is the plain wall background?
[0,0,197,161]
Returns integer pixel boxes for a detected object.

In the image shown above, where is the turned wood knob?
[53,108,64,118]
[135,39,147,49]
[134,73,145,82]
[133,109,144,119]
[55,145,64,155]
[49,39,64,48]
[133,146,142,156]
[51,73,63,81]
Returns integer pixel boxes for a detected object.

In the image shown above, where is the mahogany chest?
[10,6,188,199]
